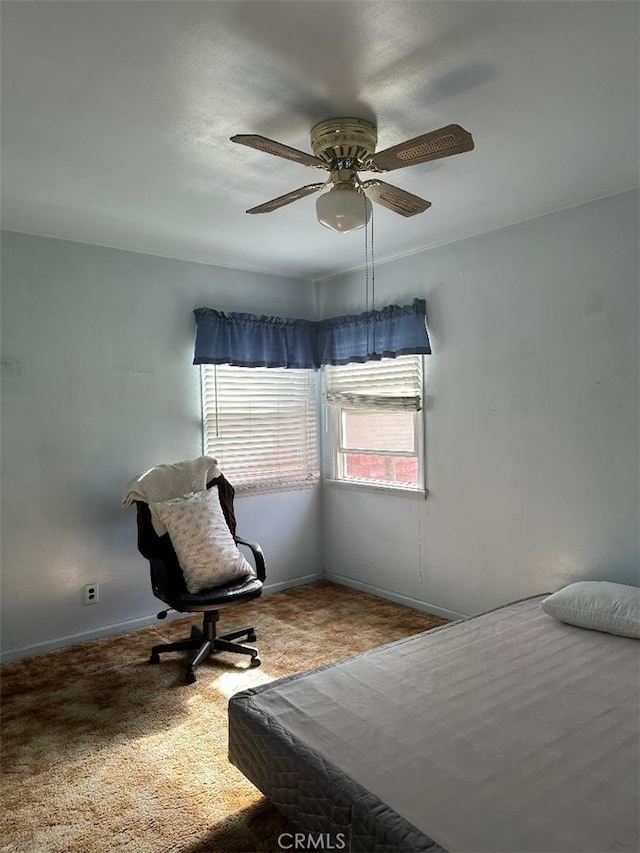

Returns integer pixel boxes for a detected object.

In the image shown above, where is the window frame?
[323,355,427,497]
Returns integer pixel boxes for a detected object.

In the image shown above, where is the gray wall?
[319,190,639,618]
[0,232,322,660]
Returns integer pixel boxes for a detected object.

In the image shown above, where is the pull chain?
[364,193,371,356]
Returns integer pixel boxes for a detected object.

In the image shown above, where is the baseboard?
[324,572,467,622]
[0,612,175,664]
[0,574,324,664]
[262,572,323,595]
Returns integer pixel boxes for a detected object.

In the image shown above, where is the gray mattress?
[228,595,640,853]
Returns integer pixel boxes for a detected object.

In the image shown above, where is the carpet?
[0,581,447,853]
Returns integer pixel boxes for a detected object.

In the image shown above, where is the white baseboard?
[0,573,325,664]
[0,612,171,664]
[324,572,467,622]
[262,572,323,595]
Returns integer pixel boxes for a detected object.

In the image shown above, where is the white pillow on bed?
[541,581,640,639]
[151,486,255,594]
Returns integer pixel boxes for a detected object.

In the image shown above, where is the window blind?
[201,365,319,492]
[323,354,423,411]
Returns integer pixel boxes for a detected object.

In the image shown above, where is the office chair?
[135,474,266,684]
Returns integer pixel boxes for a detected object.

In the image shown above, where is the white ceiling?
[1,1,638,282]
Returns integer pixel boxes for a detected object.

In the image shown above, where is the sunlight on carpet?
[211,667,276,700]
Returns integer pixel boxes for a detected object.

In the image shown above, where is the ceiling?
[1,1,638,282]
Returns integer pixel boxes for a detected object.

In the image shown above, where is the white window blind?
[201,365,319,492]
[324,355,423,411]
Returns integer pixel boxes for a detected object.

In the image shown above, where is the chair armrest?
[235,535,266,582]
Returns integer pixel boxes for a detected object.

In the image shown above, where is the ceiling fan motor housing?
[310,118,377,171]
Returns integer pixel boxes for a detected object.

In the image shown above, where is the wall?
[0,232,322,660]
[2,190,638,657]
[318,190,639,618]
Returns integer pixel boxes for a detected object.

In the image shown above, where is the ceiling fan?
[231,117,474,233]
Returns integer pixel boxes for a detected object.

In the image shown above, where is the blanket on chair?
[122,456,221,535]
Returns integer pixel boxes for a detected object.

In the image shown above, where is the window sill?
[234,478,319,497]
[323,478,428,500]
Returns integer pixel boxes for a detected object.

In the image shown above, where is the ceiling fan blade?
[246,183,327,214]
[231,134,326,168]
[372,124,474,172]
[362,180,431,217]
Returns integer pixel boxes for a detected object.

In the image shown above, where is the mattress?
[229,595,640,853]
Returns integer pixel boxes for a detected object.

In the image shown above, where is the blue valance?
[317,298,431,366]
[193,298,430,368]
[193,308,318,369]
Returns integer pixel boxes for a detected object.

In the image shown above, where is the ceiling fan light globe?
[316,187,372,233]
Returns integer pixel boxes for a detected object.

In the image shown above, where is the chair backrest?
[135,473,238,603]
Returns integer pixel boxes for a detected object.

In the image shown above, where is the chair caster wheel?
[247,632,257,643]
[185,670,197,684]
[149,652,160,664]
[250,655,261,668]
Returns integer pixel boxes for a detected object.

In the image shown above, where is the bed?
[228,592,640,852]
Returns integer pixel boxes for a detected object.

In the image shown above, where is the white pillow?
[151,486,255,594]
[541,581,640,639]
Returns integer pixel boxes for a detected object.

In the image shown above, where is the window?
[324,354,425,492]
[201,365,319,493]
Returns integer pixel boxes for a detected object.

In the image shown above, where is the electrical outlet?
[84,583,99,605]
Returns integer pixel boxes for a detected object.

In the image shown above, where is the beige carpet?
[0,581,447,853]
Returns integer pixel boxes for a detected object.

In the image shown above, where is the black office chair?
[135,473,266,684]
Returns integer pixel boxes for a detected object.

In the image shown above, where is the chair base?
[150,610,260,683]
